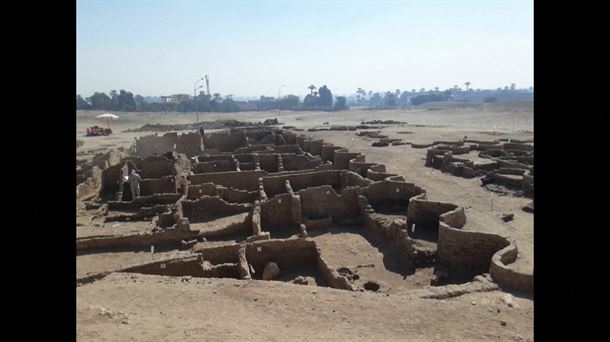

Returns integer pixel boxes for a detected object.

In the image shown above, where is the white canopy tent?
[95,113,119,129]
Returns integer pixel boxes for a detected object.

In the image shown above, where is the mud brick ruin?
[77,127,533,293]
[424,138,534,197]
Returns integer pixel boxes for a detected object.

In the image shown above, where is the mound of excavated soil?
[124,119,281,133]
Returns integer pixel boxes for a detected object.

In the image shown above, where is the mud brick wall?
[140,176,177,196]
[245,238,318,276]
[281,154,322,171]
[135,132,177,157]
[406,197,457,232]
[333,149,361,170]
[193,160,235,173]
[321,144,342,162]
[345,171,374,187]
[280,132,297,145]
[108,193,182,211]
[437,221,511,276]
[258,153,279,172]
[76,228,198,251]
[205,132,245,152]
[269,144,301,154]
[490,244,534,292]
[188,170,266,191]
[140,156,174,179]
[503,142,534,152]
[262,170,342,198]
[298,185,360,221]
[121,256,205,277]
[175,132,202,157]
[180,196,252,222]
[260,193,293,228]
[194,243,240,264]
[123,156,143,170]
[234,145,272,154]
[234,154,254,163]
[197,155,234,162]
[365,181,425,207]
[309,139,324,156]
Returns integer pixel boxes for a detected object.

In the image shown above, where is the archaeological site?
[76,126,533,294]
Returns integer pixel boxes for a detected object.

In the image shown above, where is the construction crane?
[205,74,210,96]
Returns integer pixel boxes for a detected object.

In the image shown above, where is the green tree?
[87,92,111,110]
[76,95,91,110]
[334,96,347,110]
[318,85,333,106]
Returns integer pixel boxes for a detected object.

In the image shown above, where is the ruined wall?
[281,154,322,171]
[261,170,342,198]
[188,170,267,191]
[107,193,182,211]
[269,144,301,154]
[180,196,252,222]
[205,132,245,152]
[258,153,279,173]
[140,156,174,179]
[365,181,426,207]
[437,220,511,276]
[298,185,360,221]
[260,193,293,228]
[193,160,236,174]
[186,183,258,203]
[406,196,457,233]
[320,144,342,163]
[245,238,318,276]
[346,171,374,187]
[194,243,240,264]
[140,176,177,196]
[135,133,177,157]
[333,149,361,170]
[175,132,202,157]
[490,244,534,292]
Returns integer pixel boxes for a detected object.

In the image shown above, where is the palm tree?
[464,81,471,91]
[357,87,364,104]
[308,85,317,95]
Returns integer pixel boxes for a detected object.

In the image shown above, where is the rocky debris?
[262,262,281,280]
[363,281,381,292]
[361,120,406,125]
[77,139,84,149]
[263,118,280,125]
[293,276,316,286]
[501,320,507,326]
[501,213,514,222]
[522,201,534,213]
[391,141,406,146]
[337,267,360,282]
[372,140,389,147]
[180,239,197,250]
[502,293,514,308]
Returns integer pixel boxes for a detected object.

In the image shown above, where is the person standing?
[128,169,142,199]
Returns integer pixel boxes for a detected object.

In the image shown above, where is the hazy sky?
[77,0,533,97]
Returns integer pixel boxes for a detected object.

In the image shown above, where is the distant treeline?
[76,85,348,112]
[350,84,533,108]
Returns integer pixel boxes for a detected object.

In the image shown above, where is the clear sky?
[77,0,533,97]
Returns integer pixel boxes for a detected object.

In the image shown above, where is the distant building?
[160,94,192,103]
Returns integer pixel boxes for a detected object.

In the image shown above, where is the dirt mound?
[124,119,282,133]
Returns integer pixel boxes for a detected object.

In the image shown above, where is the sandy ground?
[77,273,533,342]
[76,102,533,340]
